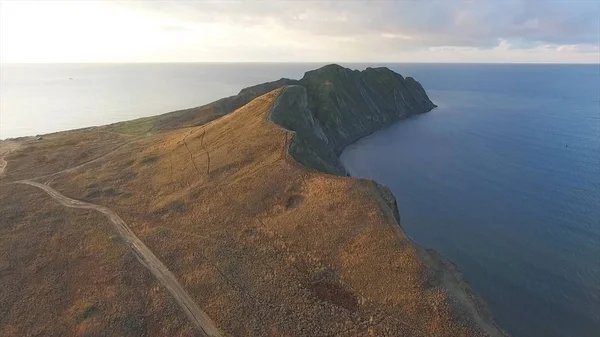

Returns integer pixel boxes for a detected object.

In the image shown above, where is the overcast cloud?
[1,0,599,62]
[133,0,600,46]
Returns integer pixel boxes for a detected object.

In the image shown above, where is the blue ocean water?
[341,64,600,337]
[1,63,598,336]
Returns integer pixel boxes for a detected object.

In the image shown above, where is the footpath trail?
[16,180,223,337]
[0,154,7,176]
[0,141,20,177]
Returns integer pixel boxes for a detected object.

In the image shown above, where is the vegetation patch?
[102,188,119,197]
[110,118,154,135]
[311,280,358,312]
[168,200,186,213]
[285,194,304,209]
[121,314,144,333]
[109,235,123,244]
[150,200,187,218]
[78,303,97,321]
[120,171,138,182]
[84,186,121,200]
[85,189,103,200]
[140,155,160,165]
[120,159,135,168]
[155,227,169,238]
[150,208,169,218]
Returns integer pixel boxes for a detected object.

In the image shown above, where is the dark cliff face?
[270,64,436,177]
[270,64,436,223]
[232,78,299,110]
[214,78,300,113]
[299,64,436,155]
[269,85,347,175]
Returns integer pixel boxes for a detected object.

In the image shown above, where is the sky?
[0,0,599,63]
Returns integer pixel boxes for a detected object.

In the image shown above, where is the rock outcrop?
[215,78,299,113]
[300,65,435,155]
[271,64,436,176]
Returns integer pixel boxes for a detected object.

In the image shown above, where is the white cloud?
[0,0,598,63]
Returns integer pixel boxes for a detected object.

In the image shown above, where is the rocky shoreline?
[268,64,506,336]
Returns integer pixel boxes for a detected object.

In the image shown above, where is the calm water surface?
[0,63,314,139]
[2,63,599,336]
[341,64,600,337]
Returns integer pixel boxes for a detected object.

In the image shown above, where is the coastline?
[269,85,507,336]
[1,65,507,335]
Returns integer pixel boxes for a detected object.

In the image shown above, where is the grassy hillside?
[0,67,505,336]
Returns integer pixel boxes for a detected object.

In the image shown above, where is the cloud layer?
[1,0,599,62]
[126,0,600,62]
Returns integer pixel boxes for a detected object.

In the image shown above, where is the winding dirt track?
[0,155,7,176]
[0,142,20,177]
[16,180,223,337]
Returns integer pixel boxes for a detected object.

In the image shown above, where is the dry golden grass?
[1,88,504,336]
[0,183,195,336]
[2,130,127,181]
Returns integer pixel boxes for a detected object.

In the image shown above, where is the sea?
[1,63,599,337]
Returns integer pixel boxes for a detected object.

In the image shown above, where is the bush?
[79,302,97,320]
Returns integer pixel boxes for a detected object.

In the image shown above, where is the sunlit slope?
[36,88,503,336]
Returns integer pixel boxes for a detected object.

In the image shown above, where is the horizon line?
[2,61,600,65]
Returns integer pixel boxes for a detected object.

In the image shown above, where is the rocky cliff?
[216,77,299,113]
[271,64,436,176]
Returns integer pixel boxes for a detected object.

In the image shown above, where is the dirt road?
[0,155,7,176]
[0,141,20,177]
[17,180,223,337]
